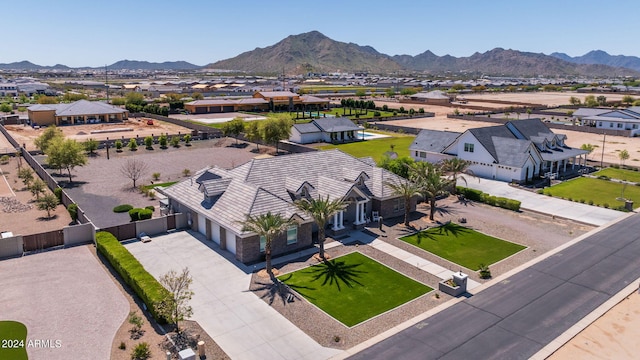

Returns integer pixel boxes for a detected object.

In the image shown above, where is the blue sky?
[4,0,638,67]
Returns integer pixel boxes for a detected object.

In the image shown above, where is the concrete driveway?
[0,246,128,360]
[462,177,624,226]
[125,231,341,360]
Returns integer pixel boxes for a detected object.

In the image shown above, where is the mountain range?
[1,31,638,77]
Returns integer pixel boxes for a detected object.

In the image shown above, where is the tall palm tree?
[384,178,422,227]
[295,196,345,260]
[410,162,454,221]
[440,158,475,193]
[239,212,294,277]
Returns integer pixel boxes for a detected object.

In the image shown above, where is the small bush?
[67,203,78,222]
[182,168,191,177]
[579,199,585,203]
[115,140,123,152]
[119,342,126,350]
[128,138,138,151]
[144,136,153,149]
[603,203,610,208]
[96,232,170,323]
[588,200,594,205]
[129,208,142,221]
[478,264,492,279]
[152,172,160,181]
[138,209,153,220]
[131,342,151,360]
[0,155,9,164]
[54,187,62,202]
[145,205,155,212]
[597,175,610,180]
[567,197,573,202]
[113,204,134,213]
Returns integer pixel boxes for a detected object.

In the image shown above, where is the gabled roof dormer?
[342,168,370,186]
[285,176,315,199]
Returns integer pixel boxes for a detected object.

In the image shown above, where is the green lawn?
[593,168,640,183]
[0,321,28,360]
[542,177,640,209]
[278,252,432,327]
[400,223,526,270]
[319,135,414,163]
[141,181,178,190]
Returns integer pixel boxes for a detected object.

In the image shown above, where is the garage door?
[197,213,206,237]
[226,231,236,255]
[211,223,220,245]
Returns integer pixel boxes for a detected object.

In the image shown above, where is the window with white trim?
[464,143,474,152]
[287,225,297,245]
[259,235,266,253]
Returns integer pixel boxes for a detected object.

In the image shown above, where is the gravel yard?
[40,138,263,228]
[252,197,593,350]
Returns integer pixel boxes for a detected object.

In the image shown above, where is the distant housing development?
[27,99,128,126]
[411,119,588,182]
[183,91,329,114]
[159,150,412,264]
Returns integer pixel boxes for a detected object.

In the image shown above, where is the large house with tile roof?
[183,91,329,114]
[290,117,362,144]
[27,99,128,126]
[574,107,640,136]
[159,150,413,264]
[410,119,588,183]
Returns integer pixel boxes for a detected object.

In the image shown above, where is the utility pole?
[105,64,109,103]
[600,133,606,168]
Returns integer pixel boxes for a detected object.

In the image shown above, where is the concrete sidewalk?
[462,177,624,226]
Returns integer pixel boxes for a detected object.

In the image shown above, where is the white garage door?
[211,223,220,245]
[226,231,236,255]
[197,213,206,237]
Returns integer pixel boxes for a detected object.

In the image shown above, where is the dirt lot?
[0,156,72,236]
[5,117,192,151]
[464,91,627,106]
[550,290,640,359]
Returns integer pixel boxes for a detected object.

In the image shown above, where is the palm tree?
[410,162,454,221]
[384,179,422,227]
[239,212,294,277]
[295,196,345,260]
[440,158,475,193]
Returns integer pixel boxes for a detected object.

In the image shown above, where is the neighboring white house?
[290,118,361,144]
[575,107,640,136]
[410,119,588,182]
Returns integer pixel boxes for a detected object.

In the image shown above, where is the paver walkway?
[125,231,341,360]
[462,177,623,226]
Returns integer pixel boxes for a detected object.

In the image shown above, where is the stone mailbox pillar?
[452,271,468,292]
[626,200,634,211]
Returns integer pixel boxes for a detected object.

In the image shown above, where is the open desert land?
[463,91,627,106]
[4,118,192,151]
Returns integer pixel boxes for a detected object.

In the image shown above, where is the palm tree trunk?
[318,226,325,259]
[265,242,273,275]
[404,197,411,227]
[429,197,436,221]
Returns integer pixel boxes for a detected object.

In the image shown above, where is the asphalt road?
[349,213,640,360]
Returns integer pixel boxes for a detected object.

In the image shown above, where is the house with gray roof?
[27,99,128,126]
[159,149,413,264]
[290,117,361,144]
[410,119,588,183]
[575,107,640,136]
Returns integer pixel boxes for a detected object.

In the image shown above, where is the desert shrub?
[152,172,160,181]
[158,134,168,148]
[478,264,492,279]
[171,136,180,147]
[129,208,142,221]
[113,204,134,213]
[119,342,126,350]
[182,168,191,177]
[138,208,153,220]
[183,134,191,145]
[115,139,123,151]
[131,342,151,360]
[95,232,170,323]
[54,187,62,202]
[0,155,9,164]
[67,203,78,222]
